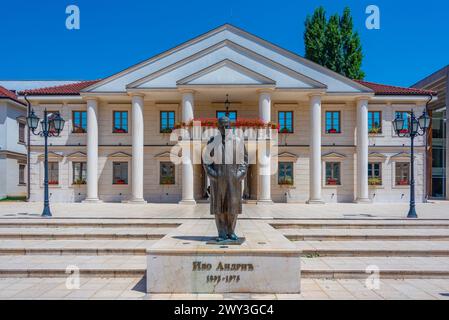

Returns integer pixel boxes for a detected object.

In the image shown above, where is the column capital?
[308,92,325,98]
[179,88,196,94]
[257,88,274,95]
[129,92,145,98]
[355,95,373,103]
[84,96,99,103]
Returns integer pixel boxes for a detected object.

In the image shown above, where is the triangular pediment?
[176,59,276,86]
[276,151,299,159]
[128,41,324,89]
[38,152,63,160]
[391,152,412,160]
[67,151,87,159]
[322,152,346,159]
[108,151,131,158]
[82,24,373,94]
[154,151,180,159]
[368,152,387,160]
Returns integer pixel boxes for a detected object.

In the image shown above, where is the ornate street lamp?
[27,109,65,217]
[392,110,431,218]
[225,94,230,117]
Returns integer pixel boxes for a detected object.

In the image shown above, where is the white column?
[257,91,273,204]
[307,94,324,204]
[129,94,146,203]
[83,98,102,203]
[356,98,371,203]
[179,91,196,205]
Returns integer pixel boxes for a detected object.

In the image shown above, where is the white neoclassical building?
[19,25,436,204]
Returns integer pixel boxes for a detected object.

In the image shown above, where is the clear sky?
[0,0,447,87]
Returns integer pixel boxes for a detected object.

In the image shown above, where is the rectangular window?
[278,111,294,133]
[216,111,237,122]
[48,162,59,185]
[160,111,176,133]
[368,111,382,134]
[368,162,382,185]
[325,111,341,134]
[113,111,128,133]
[395,162,410,186]
[278,162,294,185]
[19,164,25,185]
[325,162,341,185]
[73,111,87,133]
[113,162,128,185]
[18,122,25,143]
[72,162,87,185]
[160,162,175,185]
[395,111,410,134]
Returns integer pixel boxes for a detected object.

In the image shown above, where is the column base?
[123,199,148,204]
[354,198,372,204]
[179,199,197,205]
[257,200,274,205]
[82,198,103,204]
[306,199,325,204]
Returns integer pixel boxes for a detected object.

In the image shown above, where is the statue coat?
[203,134,248,216]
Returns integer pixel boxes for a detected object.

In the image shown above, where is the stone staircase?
[0,218,449,279]
[273,220,449,279]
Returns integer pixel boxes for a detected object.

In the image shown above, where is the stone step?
[0,227,172,240]
[0,220,181,229]
[271,221,449,229]
[0,239,157,255]
[282,228,449,241]
[301,256,449,279]
[297,240,449,257]
[0,255,145,278]
[2,255,449,279]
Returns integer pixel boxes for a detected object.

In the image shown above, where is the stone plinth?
[146,220,301,293]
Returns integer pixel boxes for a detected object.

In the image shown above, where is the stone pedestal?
[146,220,301,293]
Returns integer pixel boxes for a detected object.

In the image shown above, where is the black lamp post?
[27,109,65,217]
[392,110,431,218]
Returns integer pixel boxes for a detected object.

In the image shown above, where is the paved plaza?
[1,201,449,299]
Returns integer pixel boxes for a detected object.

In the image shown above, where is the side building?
[0,86,27,200]
[413,65,448,200]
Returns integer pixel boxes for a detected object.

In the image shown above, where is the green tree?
[304,7,365,80]
[304,6,327,67]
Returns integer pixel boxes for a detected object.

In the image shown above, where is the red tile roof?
[17,79,437,97]
[0,86,25,105]
[354,80,437,96]
[20,80,101,96]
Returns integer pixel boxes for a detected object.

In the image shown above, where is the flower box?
[326,178,339,185]
[48,180,59,185]
[369,127,382,135]
[160,128,173,134]
[327,128,339,134]
[73,127,87,134]
[399,129,409,134]
[113,128,127,134]
[279,127,292,134]
[397,179,409,186]
[73,179,87,185]
[114,179,127,185]
[368,177,382,186]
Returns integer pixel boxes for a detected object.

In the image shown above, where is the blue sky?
[0,0,447,87]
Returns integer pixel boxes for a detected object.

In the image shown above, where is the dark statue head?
[218,116,230,136]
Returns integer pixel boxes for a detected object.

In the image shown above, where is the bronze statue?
[203,117,248,243]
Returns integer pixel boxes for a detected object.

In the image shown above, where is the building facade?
[413,65,448,200]
[19,25,436,204]
[0,86,27,200]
